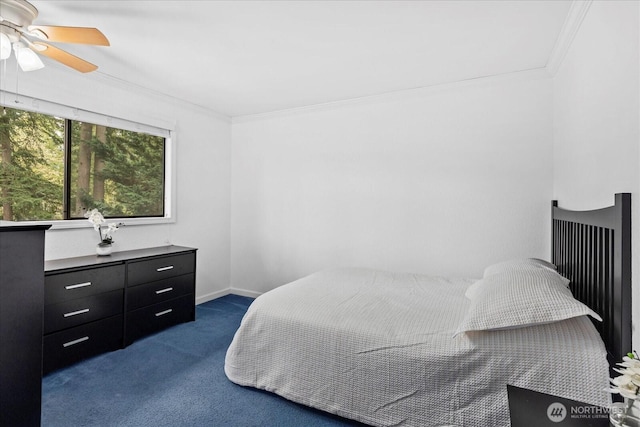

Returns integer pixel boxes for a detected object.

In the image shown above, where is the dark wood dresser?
[43,245,197,374]
[0,225,50,427]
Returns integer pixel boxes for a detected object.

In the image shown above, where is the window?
[0,105,167,222]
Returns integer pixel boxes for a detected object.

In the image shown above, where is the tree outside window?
[0,106,165,222]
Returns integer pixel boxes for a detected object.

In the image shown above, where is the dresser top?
[45,245,197,273]
[0,224,51,232]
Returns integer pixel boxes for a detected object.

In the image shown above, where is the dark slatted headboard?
[552,193,631,367]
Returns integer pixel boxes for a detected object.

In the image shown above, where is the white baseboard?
[229,287,263,299]
[195,287,262,305]
[196,288,231,305]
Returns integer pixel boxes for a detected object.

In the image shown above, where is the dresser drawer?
[125,294,194,345]
[44,289,123,334]
[126,274,194,311]
[45,264,125,304]
[127,252,195,287]
[43,315,123,374]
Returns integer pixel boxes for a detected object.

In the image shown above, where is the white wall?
[1,64,232,303]
[552,1,640,345]
[231,75,554,294]
[5,1,634,320]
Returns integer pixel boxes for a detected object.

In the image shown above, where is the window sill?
[0,216,175,230]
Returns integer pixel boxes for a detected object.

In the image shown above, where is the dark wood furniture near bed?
[43,245,197,374]
[552,193,631,368]
[0,225,50,427]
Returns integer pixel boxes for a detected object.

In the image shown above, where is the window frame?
[0,93,176,230]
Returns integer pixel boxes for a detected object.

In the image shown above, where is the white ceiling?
[23,0,572,117]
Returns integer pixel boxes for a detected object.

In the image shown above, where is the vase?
[610,399,640,427]
[96,243,113,256]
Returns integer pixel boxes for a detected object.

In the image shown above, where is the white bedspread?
[225,268,611,426]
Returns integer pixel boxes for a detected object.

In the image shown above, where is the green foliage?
[98,127,164,217]
[0,108,64,220]
[0,106,165,221]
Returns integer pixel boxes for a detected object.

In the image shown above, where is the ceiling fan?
[0,0,109,73]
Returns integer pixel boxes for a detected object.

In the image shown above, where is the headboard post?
[614,193,632,361]
[551,193,631,368]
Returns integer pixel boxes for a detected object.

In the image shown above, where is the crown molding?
[91,71,232,123]
[546,0,593,76]
[232,67,551,124]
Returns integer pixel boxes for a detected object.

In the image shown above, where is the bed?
[225,194,631,426]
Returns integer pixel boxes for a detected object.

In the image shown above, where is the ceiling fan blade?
[31,42,98,73]
[28,25,110,46]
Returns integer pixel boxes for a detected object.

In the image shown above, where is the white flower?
[107,223,119,234]
[609,352,640,400]
[83,208,123,244]
[84,208,105,230]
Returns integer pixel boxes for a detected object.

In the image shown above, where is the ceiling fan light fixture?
[14,42,43,71]
[0,32,11,60]
[0,0,108,73]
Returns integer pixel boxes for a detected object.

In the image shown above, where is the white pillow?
[455,269,601,337]
[483,258,557,277]
[465,258,563,300]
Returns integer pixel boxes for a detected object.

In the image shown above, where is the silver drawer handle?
[65,281,92,290]
[63,336,89,348]
[156,266,174,272]
[63,308,90,318]
[155,309,173,317]
[155,287,174,294]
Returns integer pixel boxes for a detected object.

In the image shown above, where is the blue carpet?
[42,294,366,426]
